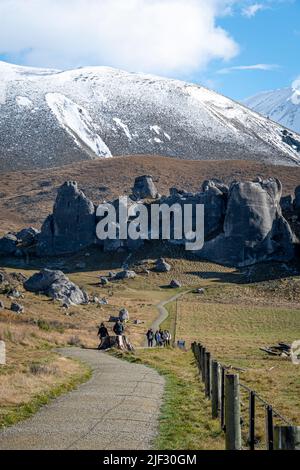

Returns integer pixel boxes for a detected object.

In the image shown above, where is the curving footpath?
[143,292,187,348]
[0,348,164,450]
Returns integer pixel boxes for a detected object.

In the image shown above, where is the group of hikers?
[98,319,125,339]
[97,320,171,349]
[146,328,171,348]
[97,319,124,349]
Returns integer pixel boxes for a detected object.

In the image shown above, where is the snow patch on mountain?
[16,96,33,109]
[244,85,300,134]
[150,125,161,135]
[113,118,132,141]
[45,93,112,158]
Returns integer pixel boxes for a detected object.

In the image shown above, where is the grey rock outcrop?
[169,279,182,288]
[99,276,109,286]
[16,227,40,247]
[294,186,300,217]
[24,269,87,305]
[113,270,137,280]
[0,234,18,256]
[119,308,129,322]
[280,195,294,214]
[10,302,24,314]
[131,175,159,200]
[197,178,294,267]
[155,258,171,272]
[37,181,96,256]
[0,300,4,310]
[163,180,227,241]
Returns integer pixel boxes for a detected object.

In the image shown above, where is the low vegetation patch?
[0,360,91,429]
[112,348,224,450]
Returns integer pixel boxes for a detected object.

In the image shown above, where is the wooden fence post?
[220,366,225,430]
[274,426,300,450]
[204,351,211,399]
[197,343,202,371]
[211,360,220,419]
[225,374,242,450]
[201,347,206,383]
[249,391,256,450]
[266,405,274,450]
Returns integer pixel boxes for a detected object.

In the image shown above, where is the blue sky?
[0,0,299,100]
[199,0,300,99]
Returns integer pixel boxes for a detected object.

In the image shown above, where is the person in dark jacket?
[98,323,109,338]
[97,322,109,349]
[146,328,154,347]
[113,319,124,336]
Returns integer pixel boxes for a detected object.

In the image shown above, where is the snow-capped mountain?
[0,61,300,171]
[244,85,300,134]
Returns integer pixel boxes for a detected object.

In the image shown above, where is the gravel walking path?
[0,348,164,450]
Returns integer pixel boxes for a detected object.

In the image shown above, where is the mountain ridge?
[1,61,300,171]
[244,85,300,134]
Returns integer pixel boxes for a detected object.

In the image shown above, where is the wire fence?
[191,341,297,450]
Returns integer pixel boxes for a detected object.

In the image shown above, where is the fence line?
[191,341,299,450]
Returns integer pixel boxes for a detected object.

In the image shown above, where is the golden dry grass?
[113,348,224,450]
[174,286,300,447]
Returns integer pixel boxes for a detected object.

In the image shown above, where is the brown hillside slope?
[0,155,299,233]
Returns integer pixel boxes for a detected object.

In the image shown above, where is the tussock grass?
[113,348,224,450]
[175,289,300,447]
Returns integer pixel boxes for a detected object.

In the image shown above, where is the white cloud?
[218,63,279,74]
[0,0,239,76]
[242,3,264,17]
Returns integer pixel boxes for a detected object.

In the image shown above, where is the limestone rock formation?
[169,279,182,288]
[155,258,171,272]
[16,227,40,247]
[131,175,159,200]
[163,180,227,241]
[0,234,17,256]
[197,178,294,267]
[113,270,137,280]
[294,185,300,218]
[37,181,96,256]
[1,175,297,268]
[10,302,24,314]
[24,269,88,305]
[119,308,129,322]
[280,195,294,214]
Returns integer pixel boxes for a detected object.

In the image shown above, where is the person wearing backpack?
[146,328,154,347]
[113,319,124,336]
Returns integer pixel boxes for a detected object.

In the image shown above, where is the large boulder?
[119,308,129,322]
[163,180,227,241]
[16,227,40,247]
[131,175,159,200]
[0,234,18,256]
[113,270,137,280]
[294,186,300,218]
[280,195,294,214]
[10,302,24,314]
[169,279,182,288]
[24,269,87,305]
[197,178,294,267]
[37,181,96,256]
[155,258,171,272]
